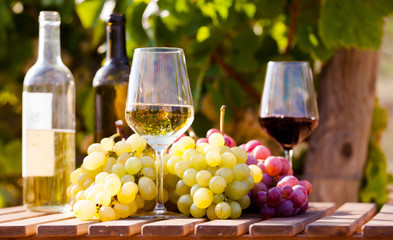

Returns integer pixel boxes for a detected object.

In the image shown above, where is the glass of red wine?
[259,61,319,167]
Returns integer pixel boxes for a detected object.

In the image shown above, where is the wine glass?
[259,61,319,167]
[125,47,194,218]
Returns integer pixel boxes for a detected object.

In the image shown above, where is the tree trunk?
[304,48,381,206]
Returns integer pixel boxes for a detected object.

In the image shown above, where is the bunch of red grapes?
[240,140,312,219]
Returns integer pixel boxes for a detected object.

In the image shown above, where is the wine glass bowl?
[259,61,318,166]
[125,47,194,218]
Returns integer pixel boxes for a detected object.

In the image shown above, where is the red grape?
[266,187,282,207]
[252,182,267,195]
[206,128,220,139]
[239,144,246,150]
[279,157,291,175]
[299,180,312,195]
[264,156,282,176]
[260,204,276,220]
[174,134,186,143]
[224,134,236,147]
[252,145,271,160]
[277,200,294,217]
[289,189,306,208]
[246,155,258,165]
[280,185,294,199]
[245,140,262,152]
[196,137,208,146]
[254,191,267,207]
[261,173,272,187]
[257,161,267,173]
[277,176,298,188]
[293,185,307,197]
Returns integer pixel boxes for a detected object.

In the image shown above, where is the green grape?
[193,188,213,209]
[95,172,110,184]
[76,190,86,201]
[83,166,103,178]
[83,178,94,189]
[92,183,105,192]
[206,204,217,220]
[167,156,182,175]
[112,163,127,178]
[249,164,263,183]
[231,147,247,164]
[67,185,74,198]
[87,143,105,155]
[176,180,191,196]
[164,173,180,192]
[183,168,198,186]
[209,176,227,194]
[177,194,192,214]
[125,157,142,175]
[117,152,131,165]
[138,177,156,200]
[245,175,254,191]
[190,184,201,198]
[87,189,100,202]
[196,142,209,154]
[162,189,169,203]
[178,136,196,151]
[104,157,117,173]
[70,168,83,185]
[182,149,199,162]
[113,141,132,156]
[219,152,237,169]
[74,200,96,221]
[229,202,242,219]
[118,182,138,204]
[189,154,207,170]
[213,193,225,204]
[135,194,145,209]
[71,184,83,197]
[143,199,156,211]
[215,167,234,184]
[225,181,246,201]
[113,203,130,219]
[233,164,250,181]
[96,191,111,206]
[141,167,156,180]
[126,134,147,153]
[174,161,189,178]
[169,190,180,204]
[205,150,222,167]
[215,202,231,219]
[196,170,212,187]
[206,166,218,176]
[100,138,115,152]
[218,146,231,154]
[128,200,138,215]
[170,143,183,156]
[203,145,218,155]
[104,177,121,196]
[190,203,206,218]
[83,152,106,171]
[238,194,251,210]
[99,206,117,221]
[208,133,225,148]
[140,156,155,168]
[105,173,120,181]
[121,174,135,184]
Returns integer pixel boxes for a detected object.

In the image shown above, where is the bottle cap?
[108,13,125,25]
[39,11,60,23]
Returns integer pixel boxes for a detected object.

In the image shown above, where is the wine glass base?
[131,209,188,219]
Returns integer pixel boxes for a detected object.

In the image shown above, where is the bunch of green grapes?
[167,133,262,220]
[67,134,160,221]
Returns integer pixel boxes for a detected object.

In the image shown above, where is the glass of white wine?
[125,47,194,218]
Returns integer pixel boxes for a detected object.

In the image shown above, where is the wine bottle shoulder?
[24,62,74,87]
[92,62,130,86]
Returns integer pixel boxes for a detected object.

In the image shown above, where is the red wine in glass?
[259,116,318,151]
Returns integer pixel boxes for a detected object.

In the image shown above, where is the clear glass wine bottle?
[22,11,75,213]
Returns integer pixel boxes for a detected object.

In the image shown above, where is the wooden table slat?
[0,212,74,237]
[37,218,98,236]
[89,219,155,237]
[0,206,25,216]
[305,202,376,237]
[142,218,206,236]
[0,211,48,224]
[362,203,393,237]
[195,217,260,236]
[250,202,336,237]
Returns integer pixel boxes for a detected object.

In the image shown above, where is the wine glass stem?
[284,149,293,168]
[154,149,166,212]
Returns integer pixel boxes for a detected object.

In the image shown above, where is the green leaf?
[255,0,286,19]
[1,140,22,175]
[75,0,104,29]
[319,0,393,50]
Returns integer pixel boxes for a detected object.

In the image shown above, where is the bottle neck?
[106,24,128,64]
[37,21,61,64]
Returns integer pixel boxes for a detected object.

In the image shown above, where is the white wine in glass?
[125,48,194,218]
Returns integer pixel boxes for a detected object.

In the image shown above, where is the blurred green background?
[0,0,393,207]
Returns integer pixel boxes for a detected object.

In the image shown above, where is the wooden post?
[304,48,381,205]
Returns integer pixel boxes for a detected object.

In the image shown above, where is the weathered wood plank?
[142,218,205,236]
[250,202,336,237]
[89,219,154,237]
[0,211,48,224]
[305,202,376,237]
[195,218,260,237]
[0,206,25,215]
[0,212,74,237]
[37,218,97,236]
[362,203,393,237]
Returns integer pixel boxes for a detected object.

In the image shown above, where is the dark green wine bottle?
[93,13,131,142]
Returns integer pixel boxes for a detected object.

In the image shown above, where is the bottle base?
[25,204,72,213]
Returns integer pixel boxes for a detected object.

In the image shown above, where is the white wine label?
[22,129,55,177]
[22,92,52,130]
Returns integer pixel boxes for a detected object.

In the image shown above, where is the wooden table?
[0,202,391,239]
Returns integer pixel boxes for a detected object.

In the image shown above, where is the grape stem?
[115,120,127,140]
[220,105,226,135]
